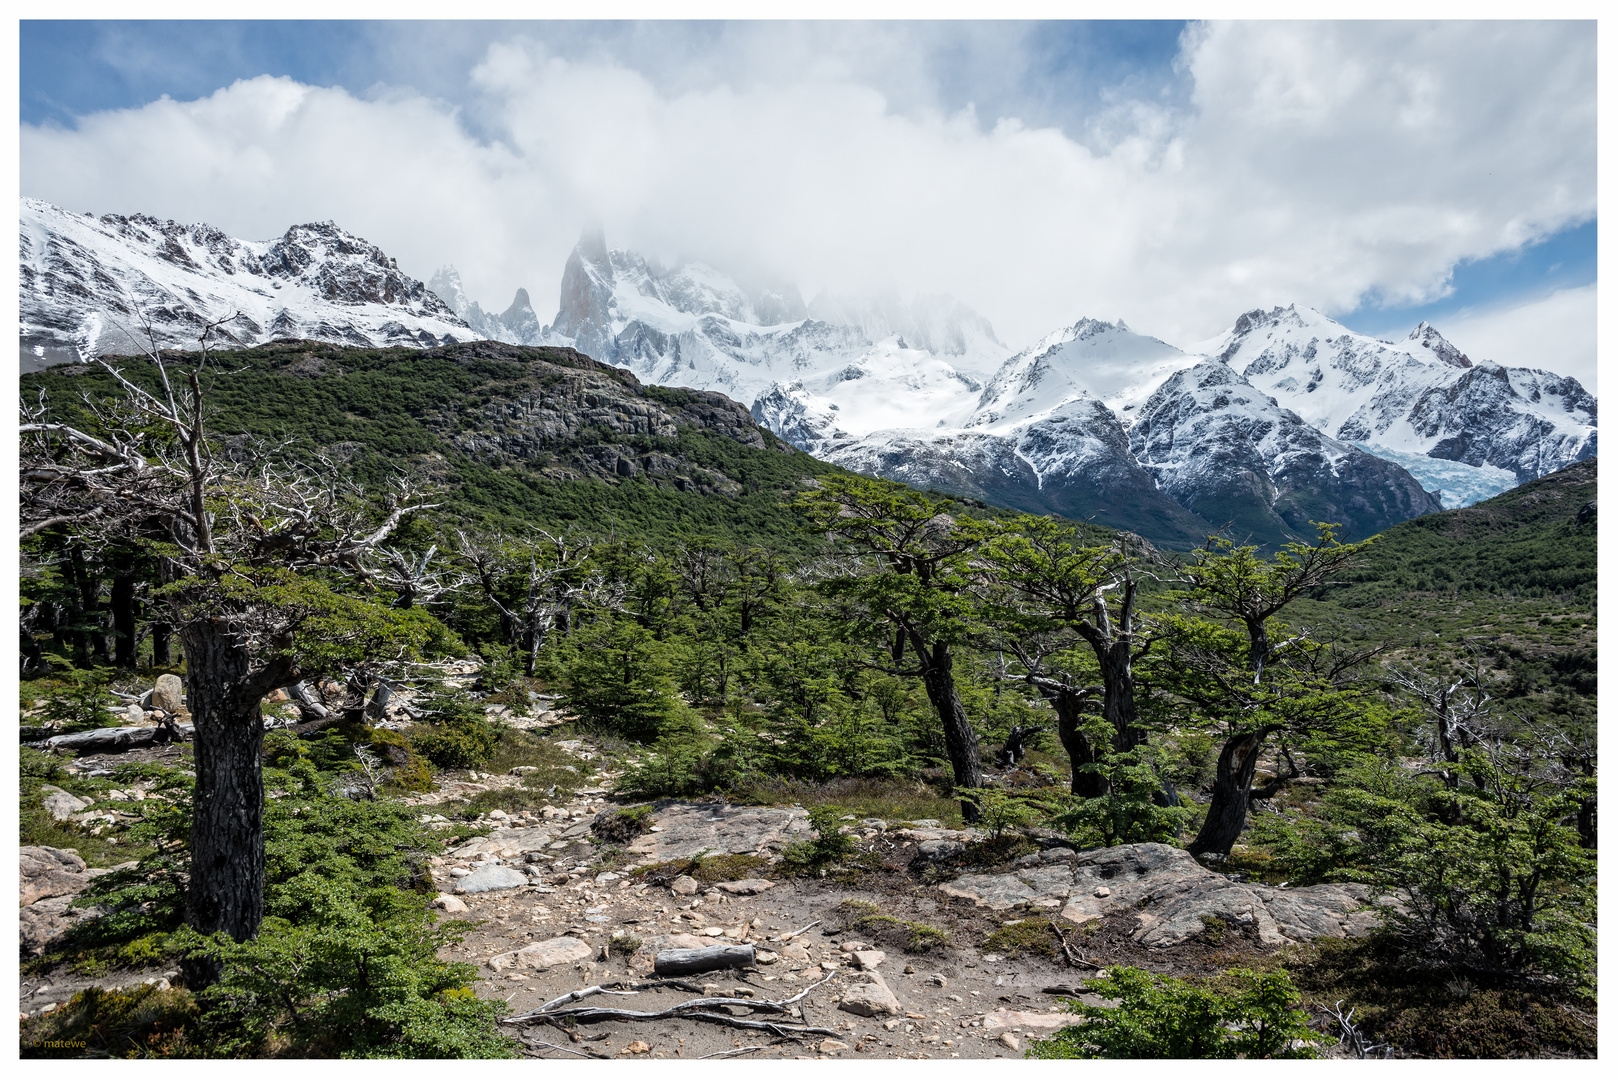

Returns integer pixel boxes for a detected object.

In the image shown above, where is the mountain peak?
[1406,320,1472,369]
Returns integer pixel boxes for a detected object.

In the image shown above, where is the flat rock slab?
[981,1009,1071,1031]
[489,936,594,972]
[624,801,812,860]
[38,787,90,822]
[451,826,556,859]
[940,842,1385,947]
[20,846,91,906]
[455,864,531,894]
[713,878,775,895]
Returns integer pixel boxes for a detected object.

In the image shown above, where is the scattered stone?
[488,936,594,972]
[433,894,470,913]
[454,864,530,894]
[713,878,775,895]
[670,875,700,896]
[839,940,870,952]
[818,1039,850,1053]
[781,942,811,962]
[123,704,146,726]
[1093,886,1110,898]
[854,950,886,970]
[838,972,903,1017]
[998,1033,1021,1051]
[929,974,947,987]
[755,950,780,965]
[622,1040,650,1055]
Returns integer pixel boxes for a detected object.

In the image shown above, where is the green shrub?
[779,805,855,870]
[40,668,120,733]
[408,685,500,771]
[1030,966,1321,1059]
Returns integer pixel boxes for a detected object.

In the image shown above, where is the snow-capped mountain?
[815,318,1442,546]
[427,267,546,346]
[19,198,475,371]
[1202,305,1597,505]
[538,228,1006,438]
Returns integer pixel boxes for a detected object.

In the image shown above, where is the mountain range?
[18,198,1596,547]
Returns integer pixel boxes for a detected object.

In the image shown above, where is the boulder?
[433,894,470,914]
[838,971,903,1017]
[20,894,108,956]
[455,864,530,894]
[917,838,965,860]
[670,875,700,896]
[152,674,185,714]
[489,936,594,972]
[122,705,146,726]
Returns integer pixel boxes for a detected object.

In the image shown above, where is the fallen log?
[26,724,193,754]
[654,944,755,976]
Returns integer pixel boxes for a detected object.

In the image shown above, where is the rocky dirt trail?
[414,737,1390,1060]
[20,717,1390,1058]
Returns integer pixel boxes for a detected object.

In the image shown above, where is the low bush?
[1030,966,1321,1059]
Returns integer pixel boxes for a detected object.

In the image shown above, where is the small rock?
[433,894,470,913]
[704,927,727,937]
[839,940,871,953]
[670,875,700,896]
[929,974,947,987]
[818,1039,850,1053]
[838,972,903,1017]
[999,1033,1021,1051]
[1094,886,1110,898]
[820,961,841,971]
[152,674,185,713]
[622,1040,650,1055]
[854,950,886,970]
[782,942,811,962]
[756,949,780,965]
[904,964,917,975]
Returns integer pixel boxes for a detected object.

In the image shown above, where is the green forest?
[17,342,1597,1059]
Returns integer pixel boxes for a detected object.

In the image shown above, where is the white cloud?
[1435,285,1597,391]
[19,21,1595,362]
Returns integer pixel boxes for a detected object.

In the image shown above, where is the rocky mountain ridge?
[19,198,474,371]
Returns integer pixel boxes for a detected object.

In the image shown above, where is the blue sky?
[18,20,1597,380]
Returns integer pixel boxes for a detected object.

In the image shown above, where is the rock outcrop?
[939,842,1387,947]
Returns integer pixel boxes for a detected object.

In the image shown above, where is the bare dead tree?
[19,312,436,984]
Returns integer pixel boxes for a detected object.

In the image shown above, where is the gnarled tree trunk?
[915,638,983,822]
[1187,724,1282,857]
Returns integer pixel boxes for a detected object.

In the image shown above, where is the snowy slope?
[816,318,1442,547]
[19,198,475,369]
